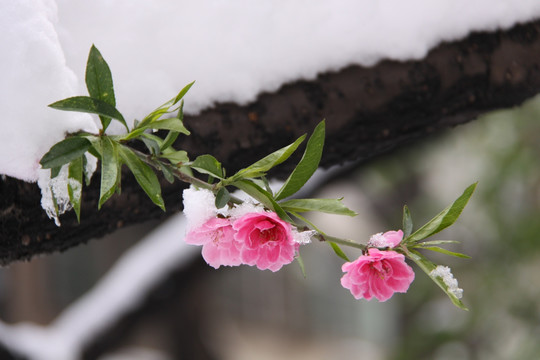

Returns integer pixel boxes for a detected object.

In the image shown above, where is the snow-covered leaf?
[68,156,83,222]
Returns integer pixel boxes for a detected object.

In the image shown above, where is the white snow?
[36,164,72,226]
[2,0,540,182]
[0,212,196,360]
[182,186,218,229]
[430,265,464,299]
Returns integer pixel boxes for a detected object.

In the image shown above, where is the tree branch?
[2,20,540,264]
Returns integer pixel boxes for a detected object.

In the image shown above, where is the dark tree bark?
[2,19,540,265]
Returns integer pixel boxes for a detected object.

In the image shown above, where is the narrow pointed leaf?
[160,130,180,151]
[275,120,325,200]
[296,252,307,278]
[85,45,115,106]
[49,96,128,131]
[416,240,460,246]
[40,137,91,169]
[173,81,195,104]
[85,45,116,131]
[233,135,306,180]
[329,242,350,262]
[403,205,413,237]
[417,246,471,259]
[280,198,357,216]
[232,180,291,222]
[404,183,477,244]
[138,82,193,129]
[67,156,83,222]
[99,137,120,209]
[118,145,165,211]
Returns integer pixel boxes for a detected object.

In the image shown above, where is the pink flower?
[233,211,299,272]
[185,217,241,269]
[368,230,404,248]
[341,248,415,301]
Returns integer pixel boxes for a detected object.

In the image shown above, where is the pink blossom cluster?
[183,187,310,271]
[341,230,415,302]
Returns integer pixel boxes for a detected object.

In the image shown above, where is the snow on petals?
[368,230,404,248]
[182,186,218,229]
[341,248,415,302]
[233,211,299,272]
[182,186,303,271]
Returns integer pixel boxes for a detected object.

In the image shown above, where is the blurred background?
[1,94,539,359]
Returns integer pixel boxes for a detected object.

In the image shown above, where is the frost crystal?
[293,229,316,245]
[368,232,386,247]
[37,165,72,227]
[430,265,463,299]
[37,153,96,226]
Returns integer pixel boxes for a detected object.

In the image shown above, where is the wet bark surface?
[2,19,540,265]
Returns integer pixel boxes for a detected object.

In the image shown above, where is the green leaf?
[86,45,115,106]
[279,198,357,216]
[415,246,471,259]
[140,134,161,155]
[232,135,306,180]
[329,241,350,262]
[138,82,194,128]
[99,137,120,209]
[40,137,92,169]
[148,118,190,134]
[85,45,117,132]
[67,156,83,222]
[404,183,477,244]
[140,133,164,147]
[416,240,460,246]
[50,166,61,179]
[232,179,291,222]
[215,187,231,209]
[173,81,195,104]
[161,149,189,164]
[288,211,325,234]
[407,249,468,310]
[118,145,165,211]
[275,120,325,200]
[49,96,128,131]
[296,252,307,278]
[191,154,224,179]
[160,164,175,184]
[403,205,413,237]
[160,130,180,151]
